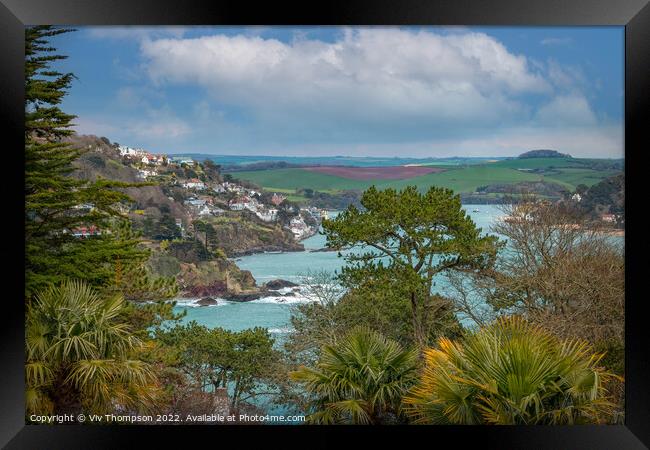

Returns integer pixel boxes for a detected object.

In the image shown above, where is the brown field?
[303,165,444,180]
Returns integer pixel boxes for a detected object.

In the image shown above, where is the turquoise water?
[165,204,623,417]
[172,205,504,333]
[168,205,504,417]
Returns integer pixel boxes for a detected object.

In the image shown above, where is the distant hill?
[519,149,572,159]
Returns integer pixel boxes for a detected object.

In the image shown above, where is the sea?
[163,204,622,418]
[170,205,504,335]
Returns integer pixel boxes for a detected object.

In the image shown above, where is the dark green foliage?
[193,220,218,251]
[156,322,280,410]
[24,26,178,301]
[167,240,212,263]
[580,174,624,225]
[26,281,159,415]
[290,326,418,424]
[322,186,501,347]
[519,149,571,158]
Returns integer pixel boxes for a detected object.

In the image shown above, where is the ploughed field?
[303,165,444,180]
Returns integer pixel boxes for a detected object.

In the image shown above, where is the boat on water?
[472,209,480,213]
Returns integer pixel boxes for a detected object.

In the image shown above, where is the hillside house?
[72,203,95,212]
[223,182,245,194]
[288,216,308,238]
[229,201,245,211]
[601,213,617,223]
[213,184,227,193]
[138,169,156,179]
[198,205,212,216]
[118,145,146,157]
[182,179,206,190]
[256,208,278,222]
[271,193,286,206]
[72,225,101,238]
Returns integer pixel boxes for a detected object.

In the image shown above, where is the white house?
[72,203,95,211]
[182,179,206,190]
[256,208,278,222]
[118,145,146,157]
[288,216,309,238]
[213,184,227,193]
[572,193,582,202]
[185,198,207,207]
[229,196,251,211]
[138,169,156,179]
[198,205,212,216]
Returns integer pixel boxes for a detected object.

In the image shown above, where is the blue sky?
[50,26,624,158]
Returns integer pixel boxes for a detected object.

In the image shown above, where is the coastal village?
[115,144,325,241]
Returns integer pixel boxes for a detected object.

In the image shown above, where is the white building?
[256,208,278,222]
[288,216,309,238]
[572,193,582,202]
[138,169,156,179]
[198,205,212,216]
[182,179,206,190]
[118,145,146,157]
[185,198,207,207]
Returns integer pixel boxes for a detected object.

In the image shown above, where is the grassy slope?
[543,168,621,188]
[235,166,543,193]
[233,168,372,191]
[233,159,621,194]
[488,157,582,169]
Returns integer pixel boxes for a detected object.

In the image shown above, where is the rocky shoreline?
[192,279,300,305]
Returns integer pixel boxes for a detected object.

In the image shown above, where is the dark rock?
[196,297,218,306]
[183,281,228,298]
[309,246,338,253]
[223,291,265,302]
[265,279,298,290]
[231,244,305,257]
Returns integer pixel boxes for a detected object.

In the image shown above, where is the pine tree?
[24,26,177,301]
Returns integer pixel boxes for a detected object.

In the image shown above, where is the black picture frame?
[2,0,648,448]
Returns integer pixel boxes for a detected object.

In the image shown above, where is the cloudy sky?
[51,26,624,158]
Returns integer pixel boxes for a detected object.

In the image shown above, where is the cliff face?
[148,251,257,297]
[65,134,305,299]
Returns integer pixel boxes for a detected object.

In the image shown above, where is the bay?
[171,205,505,334]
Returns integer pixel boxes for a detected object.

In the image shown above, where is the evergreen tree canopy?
[322,186,501,348]
[24,26,176,300]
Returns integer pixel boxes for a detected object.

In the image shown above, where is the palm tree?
[25,280,159,416]
[403,316,618,424]
[290,326,418,424]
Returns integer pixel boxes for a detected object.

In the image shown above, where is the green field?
[543,168,620,188]
[487,157,582,170]
[233,160,621,195]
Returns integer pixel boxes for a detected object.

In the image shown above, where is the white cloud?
[77,27,621,158]
[535,95,598,126]
[546,59,587,91]
[139,28,551,129]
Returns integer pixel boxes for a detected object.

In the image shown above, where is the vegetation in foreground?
[290,326,418,424]
[403,317,617,425]
[25,26,625,426]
